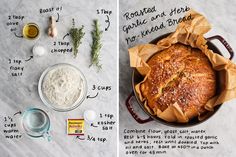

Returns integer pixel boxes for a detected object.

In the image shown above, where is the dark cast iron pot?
[125,33,234,127]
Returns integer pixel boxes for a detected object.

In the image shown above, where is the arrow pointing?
[25,55,33,62]
[13,111,22,116]
[14,32,23,38]
[91,123,98,127]
[56,13,59,22]
[76,136,85,140]
[86,92,98,99]
[105,15,110,31]
[63,33,69,40]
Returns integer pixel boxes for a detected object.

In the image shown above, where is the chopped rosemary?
[70,19,85,58]
[90,19,103,71]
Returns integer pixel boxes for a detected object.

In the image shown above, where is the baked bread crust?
[140,43,216,121]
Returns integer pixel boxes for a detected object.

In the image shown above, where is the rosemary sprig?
[70,19,85,58]
[90,19,103,71]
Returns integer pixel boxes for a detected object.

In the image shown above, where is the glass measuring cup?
[22,108,51,141]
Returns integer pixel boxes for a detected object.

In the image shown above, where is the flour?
[42,65,84,108]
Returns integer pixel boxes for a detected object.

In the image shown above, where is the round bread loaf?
[140,43,216,121]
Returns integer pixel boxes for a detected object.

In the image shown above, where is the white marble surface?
[0,0,117,157]
[119,0,236,157]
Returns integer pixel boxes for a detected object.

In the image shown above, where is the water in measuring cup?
[25,111,46,131]
[22,108,50,137]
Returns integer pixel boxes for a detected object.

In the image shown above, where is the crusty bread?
[140,43,216,121]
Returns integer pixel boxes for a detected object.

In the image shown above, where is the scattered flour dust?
[42,65,84,108]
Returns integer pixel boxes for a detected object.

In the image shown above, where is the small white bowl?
[84,110,97,123]
[32,45,46,57]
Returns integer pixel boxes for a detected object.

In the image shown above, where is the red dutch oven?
[126,33,234,127]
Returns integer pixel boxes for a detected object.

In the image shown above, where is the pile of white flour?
[42,65,84,109]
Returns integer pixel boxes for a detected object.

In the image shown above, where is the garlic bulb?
[48,16,57,38]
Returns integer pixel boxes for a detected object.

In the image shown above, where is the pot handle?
[125,91,153,124]
[207,35,234,60]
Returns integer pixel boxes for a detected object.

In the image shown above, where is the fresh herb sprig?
[70,19,85,58]
[90,19,103,71]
